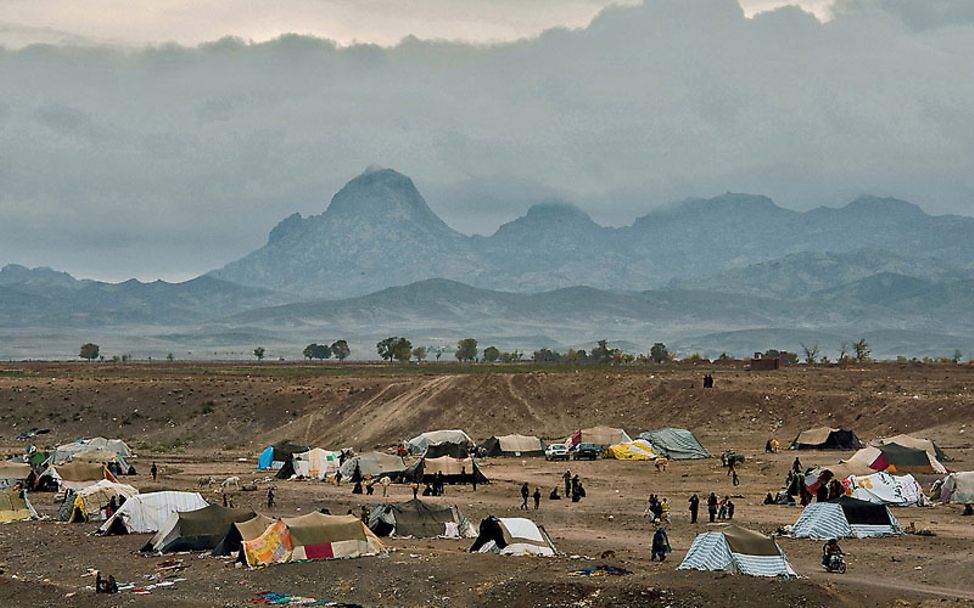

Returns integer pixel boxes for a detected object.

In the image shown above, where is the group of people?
[687,492,735,523]
[422,472,448,497]
[562,470,586,503]
[102,494,126,519]
[519,483,542,510]
[643,494,670,523]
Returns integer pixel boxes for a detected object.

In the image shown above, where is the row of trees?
[301,340,351,362]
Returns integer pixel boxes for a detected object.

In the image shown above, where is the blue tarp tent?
[257,447,274,470]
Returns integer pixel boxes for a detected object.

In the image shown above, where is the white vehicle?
[545,443,570,461]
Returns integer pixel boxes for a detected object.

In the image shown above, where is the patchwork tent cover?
[566,426,631,449]
[257,442,310,471]
[406,430,472,456]
[143,505,256,553]
[0,489,37,522]
[637,428,710,460]
[368,499,477,538]
[243,513,384,567]
[871,434,947,462]
[936,472,974,504]
[480,434,545,457]
[62,479,138,522]
[678,525,797,578]
[213,513,274,557]
[789,496,901,539]
[98,491,209,534]
[791,427,861,450]
[469,516,557,556]
[40,462,116,491]
[605,439,658,461]
[402,455,489,484]
[843,472,925,506]
[844,445,946,475]
[338,452,406,481]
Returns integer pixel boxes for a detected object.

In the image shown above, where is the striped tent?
[678,525,797,578]
[469,516,557,557]
[604,439,658,461]
[789,497,901,539]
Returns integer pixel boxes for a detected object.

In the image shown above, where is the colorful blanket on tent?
[244,520,293,567]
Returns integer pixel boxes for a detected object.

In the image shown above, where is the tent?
[368,499,477,538]
[566,426,631,449]
[871,434,947,462]
[0,462,32,489]
[935,472,974,504]
[424,442,471,459]
[480,434,545,458]
[212,513,274,557]
[469,516,557,556]
[678,525,797,578]
[242,513,384,567]
[143,505,257,553]
[790,427,861,450]
[406,430,472,456]
[53,438,132,464]
[257,442,310,471]
[843,472,925,506]
[291,448,340,480]
[401,455,488,485]
[98,491,209,535]
[338,452,407,481]
[37,462,116,492]
[789,496,901,539]
[0,489,37,523]
[844,444,946,475]
[60,480,138,522]
[604,439,658,461]
[638,428,710,460]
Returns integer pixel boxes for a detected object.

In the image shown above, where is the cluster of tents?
[563,426,710,461]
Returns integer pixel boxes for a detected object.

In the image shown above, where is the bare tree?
[800,343,820,364]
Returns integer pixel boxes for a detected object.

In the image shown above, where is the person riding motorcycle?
[822,538,844,569]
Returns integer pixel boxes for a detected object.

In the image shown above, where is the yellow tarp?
[605,439,657,461]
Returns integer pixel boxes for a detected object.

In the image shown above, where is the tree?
[253,347,266,361]
[482,346,501,362]
[455,338,479,362]
[330,340,350,361]
[838,342,849,363]
[853,338,871,363]
[592,339,619,364]
[79,343,99,362]
[800,343,820,364]
[412,346,428,362]
[312,344,332,360]
[166,352,175,362]
[952,349,964,364]
[392,338,413,362]
[532,348,562,363]
[303,343,318,361]
[649,342,669,364]
[377,337,399,362]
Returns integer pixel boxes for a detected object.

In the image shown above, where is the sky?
[1,0,973,282]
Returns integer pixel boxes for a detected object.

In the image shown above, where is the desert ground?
[0,361,971,607]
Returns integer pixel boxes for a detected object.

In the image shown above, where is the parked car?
[545,443,570,461]
[573,443,601,461]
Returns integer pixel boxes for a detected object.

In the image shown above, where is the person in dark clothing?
[707,493,718,523]
[732,469,740,486]
[549,487,561,500]
[150,462,158,481]
[822,539,843,568]
[651,526,670,561]
[764,492,775,505]
[688,494,700,523]
[726,498,735,520]
[222,493,229,507]
[471,472,478,492]
[963,504,973,516]
[792,457,803,474]
[352,480,363,494]
[266,487,275,509]
[563,470,572,497]
[105,495,117,519]
[422,483,434,496]
[533,487,541,510]
[460,466,467,484]
[816,483,828,502]
[436,472,445,495]
[360,505,369,524]
[520,482,530,510]
[334,471,343,486]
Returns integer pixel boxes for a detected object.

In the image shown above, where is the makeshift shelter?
[406,430,472,456]
[53,437,132,464]
[338,452,406,481]
[368,499,477,538]
[844,444,946,475]
[0,462,32,489]
[790,427,861,450]
[37,462,116,492]
[401,455,488,485]
[60,480,138,522]
[0,489,37,523]
[566,426,631,449]
[257,442,310,471]
[789,497,901,539]
[844,472,925,506]
[935,472,974,505]
[143,505,257,553]
[469,516,557,556]
[212,514,274,557]
[604,439,658,461]
[638,428,710,460]
[242,513,384,567]
[480,434,545,458]
[871,434,947,462]
[291,448,340,480]
[678,525,797,578]
[424,442,471,459]
[98,491,209,535]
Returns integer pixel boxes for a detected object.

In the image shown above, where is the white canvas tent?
[469,516,557,557]
[291,449,340,480]
[406,430,472,455]
[98,491,208,534]
[63,480,138,522]
[845,472,925,506]
[935,472,974,504]
[678,525,797,578]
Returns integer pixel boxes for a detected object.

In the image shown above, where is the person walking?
[520,483,530,510]
[651,525,671,562]
[732,469,740,486]
[688,494,700,524]
[150,462,158,481]
[707,492,718,523]
[533,487,541,510]
[727,498,735,520]
[266,487,275,509]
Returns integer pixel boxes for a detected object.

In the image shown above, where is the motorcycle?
[824,553,846,574]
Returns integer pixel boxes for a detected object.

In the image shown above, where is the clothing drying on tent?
[843,472,925,506]
[0,489,37,523]
[788,496,902,539]
[566,426,631,449]
[143,505,257,553]
[98,491,209,535]
[469,516,557,557]
[338,452,407,481]
[37,462,116,492]
[934,472,974,504]
[479,434,545,458]
[871,434,947,463]
[242,513,384,567]
[638,428,710,460]
[402,455,488,484]
[257,442,310,471]
[405,430,473,456]
[678,525,797,578]
[790,427,861,450]
[212,513,274,557]
[0,462,32,489]
[60,480,138,522]
[368,499,477,538]
[844,444,946,475]
[604,439,657,461]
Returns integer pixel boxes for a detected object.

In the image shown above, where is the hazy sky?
[1,0,973,282]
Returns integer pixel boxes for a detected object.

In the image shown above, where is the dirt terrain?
[0,362,971,607]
